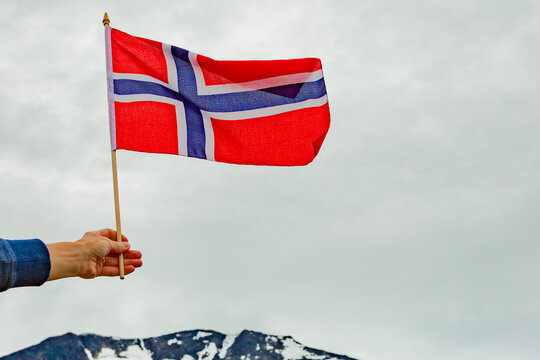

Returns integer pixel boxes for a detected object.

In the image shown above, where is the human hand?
[46,229,143,281]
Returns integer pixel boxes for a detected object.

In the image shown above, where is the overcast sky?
[1,1,540,359]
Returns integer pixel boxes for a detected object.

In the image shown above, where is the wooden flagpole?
[103,12,125,279]
[111,150,125,279]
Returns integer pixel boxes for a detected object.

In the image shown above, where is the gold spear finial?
[102,12,110,26]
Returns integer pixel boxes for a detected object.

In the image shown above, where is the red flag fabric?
[105,27,330,166]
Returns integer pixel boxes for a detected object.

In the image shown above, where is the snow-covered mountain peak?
[1,329,357,360]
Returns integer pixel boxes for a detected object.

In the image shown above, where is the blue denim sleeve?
[0,238,51,292]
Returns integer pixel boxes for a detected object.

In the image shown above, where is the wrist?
[46,242,85,281]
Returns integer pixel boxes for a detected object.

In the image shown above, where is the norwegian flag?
[104,28,330,166]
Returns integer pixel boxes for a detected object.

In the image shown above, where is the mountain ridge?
[1,329,358,360]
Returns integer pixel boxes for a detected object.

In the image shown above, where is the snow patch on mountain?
[278,338,328,360]
[91,344,153,360]
[84,349,93,359]
[197,342,218,360]
[218,333,237,359]
[193,331,213,340]
[167,338,183,346]
[265,335,279,350]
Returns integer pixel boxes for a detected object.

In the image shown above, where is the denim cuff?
[7,239,51,288]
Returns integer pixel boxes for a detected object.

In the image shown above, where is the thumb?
[109,240,130,254]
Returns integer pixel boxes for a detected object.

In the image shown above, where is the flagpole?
[103,12,125,279]
[111,150,125,279]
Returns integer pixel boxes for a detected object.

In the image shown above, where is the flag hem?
[104,26,116,150]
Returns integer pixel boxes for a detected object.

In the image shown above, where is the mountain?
[0,329,358,360]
